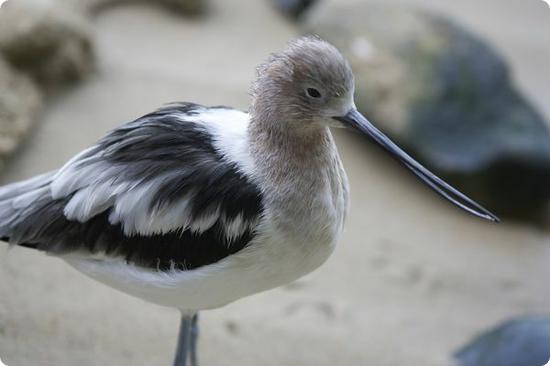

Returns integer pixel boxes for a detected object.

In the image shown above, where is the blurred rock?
[0,0,95,91]
[0,57,42,168]
[0,0,205,175]
[0,0,205,94]
[71,0,207,16]
[272,0,317,20]
[454,316,550,366]
[155,0,206,15]
[305,3,550,225]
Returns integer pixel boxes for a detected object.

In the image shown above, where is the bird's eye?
[306,88,322,99]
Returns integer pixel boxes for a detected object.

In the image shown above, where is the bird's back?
[0,103,264,272]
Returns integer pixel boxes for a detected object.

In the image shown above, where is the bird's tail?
[0,171,56,244]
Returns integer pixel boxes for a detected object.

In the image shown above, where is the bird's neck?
[248,115,336,174]
[248,113,348,244]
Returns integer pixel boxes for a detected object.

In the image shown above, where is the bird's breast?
[256,160,348,279]
[248,180,346,289]
[246,127,350,283]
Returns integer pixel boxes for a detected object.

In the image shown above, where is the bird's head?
[251,36,355,130]
[252,36,499,223]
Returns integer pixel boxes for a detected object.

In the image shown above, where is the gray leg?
[174,315,192,366]
[189,313,199,366]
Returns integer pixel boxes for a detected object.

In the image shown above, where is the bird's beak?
[334,109,500,222]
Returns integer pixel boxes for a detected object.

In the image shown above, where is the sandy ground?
[1,1,550,365]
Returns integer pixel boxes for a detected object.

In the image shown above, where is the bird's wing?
[0,103,263,271]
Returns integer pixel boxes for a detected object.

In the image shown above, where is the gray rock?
[0,0,206,175]
[0,0,206,93]
[0,0,95,91]
[0,57,42,168]
[305,3,550,225]
[455,316,550,366]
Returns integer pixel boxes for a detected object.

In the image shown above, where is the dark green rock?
[272,0,318,20]
[455,317,550,366]
[305,3,550,225]
[82,0,207,17]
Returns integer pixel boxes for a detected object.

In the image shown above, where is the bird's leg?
[189,313,199,366]
[173,314,194,366]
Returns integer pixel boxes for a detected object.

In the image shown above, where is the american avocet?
[0,36,498,366]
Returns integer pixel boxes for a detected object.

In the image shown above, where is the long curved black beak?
[334,109,499,222]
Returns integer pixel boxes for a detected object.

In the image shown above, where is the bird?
[0,36,498,366]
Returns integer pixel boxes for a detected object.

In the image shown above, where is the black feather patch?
[2,103,264,271]
[8,199,256,271]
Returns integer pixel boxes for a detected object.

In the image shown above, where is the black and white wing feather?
[0,103,263,271]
